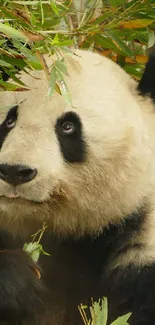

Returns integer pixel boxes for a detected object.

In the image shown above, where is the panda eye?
[62,122,75,134]
[6,117,16,129]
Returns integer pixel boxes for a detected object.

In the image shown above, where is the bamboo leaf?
[119,19,155,29]
[1,56,27,69]
[1,8,31,27]
[55,59,69,76]
[110,313,132,325]
[95,34,118,51]
[0,59,12,67]
[2,67,27,86]
[0,22,28,41]
[56,69,71,105]
[109,0,123,7]
[50,2,59,16]
[12,1,47,4]
[148,31,155,48]
[47,65,57,97]
[102,297,108,325]
[26,56,43,70]
[54,40,73,46]
[40,0,44,25]
[124,63,143,79]
[105,30,133,57]
[0,79,29,91]
[0,48,15,58]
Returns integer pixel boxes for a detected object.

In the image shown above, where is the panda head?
[0,50,154,236]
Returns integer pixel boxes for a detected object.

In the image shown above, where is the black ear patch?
[55,111,86,163]
[0,105,18,149]
[138,54,155,101]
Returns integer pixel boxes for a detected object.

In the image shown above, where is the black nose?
[0,164,37,186]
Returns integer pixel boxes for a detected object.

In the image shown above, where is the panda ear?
[138,53,155,101]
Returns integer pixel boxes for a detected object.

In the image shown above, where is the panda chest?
[38,235,106,325]
[40,237,104,300]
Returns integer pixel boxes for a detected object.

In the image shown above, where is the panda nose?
[0,164,37,186]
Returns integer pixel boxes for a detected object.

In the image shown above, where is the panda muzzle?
[0,164,37,186]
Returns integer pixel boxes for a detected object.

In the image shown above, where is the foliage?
[0,0,155,91]
[79,297,131,325]
[23,223,50,263]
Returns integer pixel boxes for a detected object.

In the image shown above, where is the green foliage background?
[0,0,155,91]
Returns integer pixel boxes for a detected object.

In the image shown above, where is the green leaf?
[56,69,71,105]
[1,8,31,28]
[78,0,101,28]
[55,59,69,76]
[105,30,133,57]
[26,56,43,70]
[0,79,29,91]
[51,34,60,45]
[23,241,50,262]
[47,65,57,97]
[109,0,123,7]
[119,19,155,29]
[30,12,37,26]
[91,12,115,25]
[148,31,155,48]
[0,59,12,67]
[50,2,59,16]
[95,34,118,51]
[12,1,46,4]
[40,0,44,25]
[23,242,41,262]
[110,313,132,325]
[1,56,27,69]
[0,23,28,42]
[102,297,108,325]
[54,40,73,47]
[90,298,108,325]
[124,63,143,79]
[1,67,27,86]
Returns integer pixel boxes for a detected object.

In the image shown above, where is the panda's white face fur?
[0,49,155,237]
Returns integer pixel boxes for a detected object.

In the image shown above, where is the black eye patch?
[0,105,18,149]
[55,111,86,163]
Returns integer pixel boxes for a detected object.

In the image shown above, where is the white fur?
[0,49,155,254]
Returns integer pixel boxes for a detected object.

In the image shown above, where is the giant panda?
[0,48,155,325]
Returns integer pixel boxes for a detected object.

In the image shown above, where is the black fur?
[0,250,43,323]
[0,232,43,324]
[0,164,37,186]
[1,72,10,82]
[103,263,155,325]
[55,111,86,163]
[138,53,155,101]
[33,209,155,325]
[38,210,155,325]
[0,105,18,149]
[0,210,155,325]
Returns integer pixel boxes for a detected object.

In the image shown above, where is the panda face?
[0,50,154,236]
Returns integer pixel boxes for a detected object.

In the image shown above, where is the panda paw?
[0,249,43,322]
